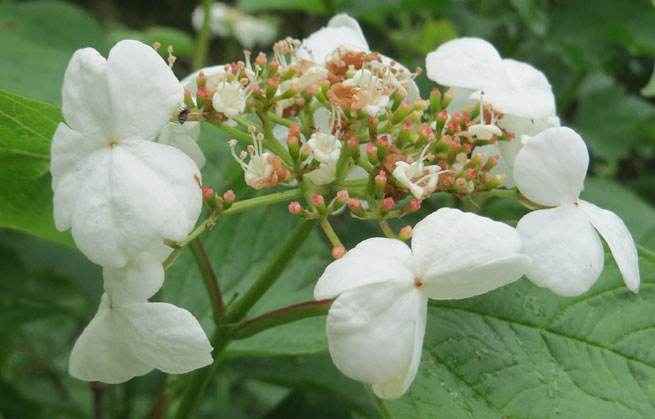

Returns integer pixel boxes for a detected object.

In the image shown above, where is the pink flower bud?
[398,225,413,240]
[332,246,346,259]
[202,186,214,200]
[375,170,387,183]
[382,197,395,209]
[336,190,349,203]
[377,135,389,147]
[348,198,362,211]
[366,143,378,155]
[288,201,302,214]
[223,189,236,202]
[312,194,325,207]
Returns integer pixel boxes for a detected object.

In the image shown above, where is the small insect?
[177,106,190,124]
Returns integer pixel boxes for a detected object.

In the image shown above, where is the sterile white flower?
[69,252,213,383]
[513,127,640,296]
[51,40,203,268]
[299,14,419,100]
[314,208,530,399]
[426,38,559,183]
[158,121,205,169]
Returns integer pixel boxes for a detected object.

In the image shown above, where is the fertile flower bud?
[375,170,387,196]
[223,189,235,203]
[366,143,378,165]
[288,201,304,215]
[332,190,350,212]
[391,101,411,124]
[382,197,395,210]
[442,88,453,109]
[346,136,359,159]
[429,88,442,115]
[397,225,412,241]
[331,246,346,259]
[348,198,366,217]
[313,194,327,214]
[286,135,300,160]
[202,186,214,200]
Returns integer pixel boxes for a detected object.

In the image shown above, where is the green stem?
[190,238,225,322]
[379,220,396,238]
[172,331,231,419]
[484,188,518,199]
[172,189,302,248]
[232,299,332,339]
[205,119,253,144]
[264,112,293,128]
[192,0,213,70]
[173,218,318,418]
[225,218,319,320]
[319,217,344,249]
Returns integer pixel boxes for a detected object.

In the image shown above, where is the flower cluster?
[52,13,641,399]
[51,40,212,382]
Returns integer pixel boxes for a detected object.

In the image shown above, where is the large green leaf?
[0,90,72,246]
[381,249,655,417]
[0,1,104,105]
[163,123,331,357]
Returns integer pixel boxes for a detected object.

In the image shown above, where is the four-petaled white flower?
[426,38,559,185]
[514,127,640,296]
[69,253,213,383]
[314,208,530,399]
[51,40,203,267]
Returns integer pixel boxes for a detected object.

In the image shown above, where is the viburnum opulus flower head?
[426,38,559,184]
[513,127,640,296]
[50,40,203,267]
[314,208,530,399]
[69,253,213,383]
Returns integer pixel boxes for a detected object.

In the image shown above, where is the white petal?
[472,58,555,118]
[372,295,426,399]
[299,14,369,65]
[61,47,113,138]
[116,302,213,374]
[412,208,526,299]
[497,113,560,174]
[425,38,507,90]
[69,296,152,383]
[326,281,426,388]
[158,122,205,169]
[51,123,104,231]
[579,200,640,292]
[314,238,414,300]
[70,140,202,267]
[103,252,165,304]
[106,40,184,141]
[513,127,588,206]
[180,65,228,97]
[517,204,604,296]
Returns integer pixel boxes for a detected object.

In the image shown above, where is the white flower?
[426,37,559,182]
[393,145,445,199]
[158,121,205,169]
[343,69,391,116]
[514,127,640,296]
[191,2,233,37]
[314,208,530,399]
[69,253,213,383]
[51,40,203,267]
[306,162,337,185]
[213,80,247,118]
[307,107,342,164]
[299,14,419,100]
[233,15,278,49]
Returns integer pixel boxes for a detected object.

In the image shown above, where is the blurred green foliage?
[1,0,654,417]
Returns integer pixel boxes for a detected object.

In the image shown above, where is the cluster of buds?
[288,190,351,218]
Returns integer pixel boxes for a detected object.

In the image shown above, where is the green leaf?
[580,177,655,243]
[382,249,655,417]
[163,123,330,357]
[0,1,104,105]
[641,61,655,97]
[574,74,655,164]
[0,89,73,247]
[237,0,327,14]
